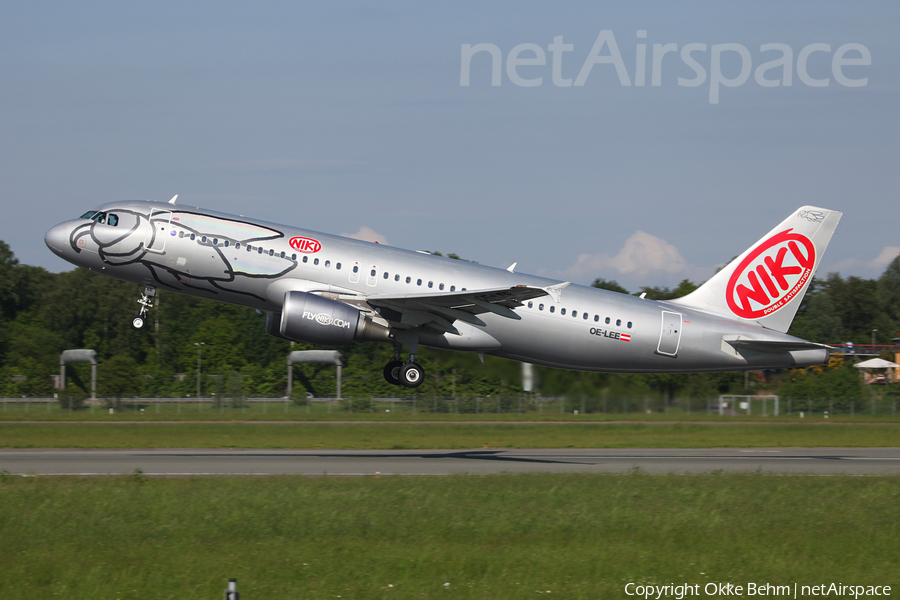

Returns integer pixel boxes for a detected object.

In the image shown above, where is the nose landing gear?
[131,285,156,330]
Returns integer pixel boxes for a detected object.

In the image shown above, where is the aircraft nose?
[44,222,71,257]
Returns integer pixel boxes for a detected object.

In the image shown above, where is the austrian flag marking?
[726,229,816,319]
[620,334,631,342]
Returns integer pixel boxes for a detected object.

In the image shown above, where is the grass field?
[1,422,899,449]
[2,397,898,422]
[1,473,897,599]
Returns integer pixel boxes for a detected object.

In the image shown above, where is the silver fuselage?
[45,201,827,373]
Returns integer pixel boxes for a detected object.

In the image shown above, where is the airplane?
[44,199,841,388]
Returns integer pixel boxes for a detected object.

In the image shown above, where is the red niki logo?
[726,229,816,319]
[289,237,321,254]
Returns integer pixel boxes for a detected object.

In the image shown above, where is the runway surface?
[2,448,900,476]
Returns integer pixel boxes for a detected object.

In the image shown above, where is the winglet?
[543,282,571,303]
[507,262,517,273]
[168,195,178,205]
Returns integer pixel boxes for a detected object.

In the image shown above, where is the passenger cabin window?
[303,256,308,263]
[428,281,433,288]
[190,233,196,241]
[336,263,342,270]
[292,254,297,260]
[269,249,274,256]
[383,272,388,279]
[605,317,610,324]
[439,283,444,290]
[539,304,544,311]
[550,306,555,313]
[314,258,319,265]
[561,308,566,315]
[394,274,400,281]
[417,279,422,286]
[325,260,331,268]
[202,236,207,243]
[406,277,411,284]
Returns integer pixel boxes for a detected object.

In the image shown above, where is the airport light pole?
[195,342,205,398]
[872,329,878,348]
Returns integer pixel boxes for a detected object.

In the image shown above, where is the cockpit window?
[81,211,117,226]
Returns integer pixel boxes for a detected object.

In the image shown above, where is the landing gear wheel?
[383,360,403,386]
[131,285,155,332]
[399,362,425,388]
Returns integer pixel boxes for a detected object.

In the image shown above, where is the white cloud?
[828,246,900,277]
[870,246,900,270]
[340,226,389,245]
[559,230,710,287]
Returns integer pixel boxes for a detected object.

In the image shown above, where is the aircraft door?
[366,264,377,287]
[656,311,682,357]
[144,209,173,254]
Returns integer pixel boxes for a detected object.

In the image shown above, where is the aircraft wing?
[361,285,554,334]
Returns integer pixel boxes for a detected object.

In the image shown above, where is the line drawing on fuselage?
[68,208,296,302]
[45,199,843,389]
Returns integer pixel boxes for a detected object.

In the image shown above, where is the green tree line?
[2,240,898,409]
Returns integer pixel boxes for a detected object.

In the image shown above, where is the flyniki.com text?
[625,582,891,599]
[460,30,871,104]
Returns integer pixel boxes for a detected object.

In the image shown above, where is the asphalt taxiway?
[2,447,899,476]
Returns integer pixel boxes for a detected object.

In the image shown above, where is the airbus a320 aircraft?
[45,199,840,388]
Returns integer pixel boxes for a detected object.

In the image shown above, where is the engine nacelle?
[274,291,389,345]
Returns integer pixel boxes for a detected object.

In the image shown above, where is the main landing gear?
[130,285,156,330]
[383,345,425,388]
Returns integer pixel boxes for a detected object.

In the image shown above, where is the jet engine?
[267,291,389,345]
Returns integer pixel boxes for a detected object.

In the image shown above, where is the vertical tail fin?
[670,206,842,333]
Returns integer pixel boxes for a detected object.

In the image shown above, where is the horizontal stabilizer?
[723,335,832,354]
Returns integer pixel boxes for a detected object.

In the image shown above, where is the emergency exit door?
[144,209,173,254]
[657,311,682,357]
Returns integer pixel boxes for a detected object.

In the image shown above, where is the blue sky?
[2,2,897,292]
